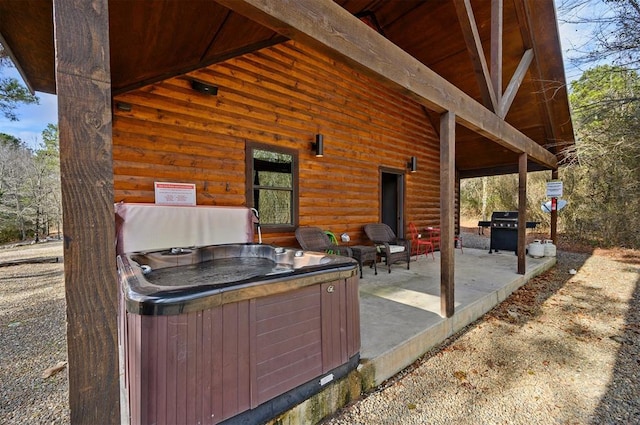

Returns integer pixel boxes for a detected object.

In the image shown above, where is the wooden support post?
[53,1,120,423]
[517,153,527,274]
[440,111,456,318]
[551,169,558,245]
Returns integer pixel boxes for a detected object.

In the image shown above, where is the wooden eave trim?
[514,0,558,152]
[214,0,557,169]
[0,32,35,94]
[453,0,498,113]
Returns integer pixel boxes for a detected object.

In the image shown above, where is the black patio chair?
[295,226,352,257]
[363,223,411,273]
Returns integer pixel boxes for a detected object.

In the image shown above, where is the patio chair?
[363,223,411,273]
[295,226,352,257]
[409,222,434,260]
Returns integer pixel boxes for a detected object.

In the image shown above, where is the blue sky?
[1,65,57,150]
[0,1,608,151]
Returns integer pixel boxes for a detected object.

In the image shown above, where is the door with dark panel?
[381,171,404,237]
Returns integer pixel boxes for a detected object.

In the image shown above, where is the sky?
[1,65,57,150]
[0,1,611,151]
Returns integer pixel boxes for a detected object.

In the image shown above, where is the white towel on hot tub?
[115,203,254,254]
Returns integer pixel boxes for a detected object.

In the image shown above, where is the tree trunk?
[481,176,488,220]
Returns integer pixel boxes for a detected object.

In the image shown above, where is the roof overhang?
[0,0,574,175]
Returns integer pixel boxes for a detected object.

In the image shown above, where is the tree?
[0,132,21,147]
[561,65,640,247]
[0,125,62,243]
[0,140,31,240]
[460,172,552,230]
[36,124,62,238]
[0,43,39,121]
[559,0,640,72]
[39,123,60,169]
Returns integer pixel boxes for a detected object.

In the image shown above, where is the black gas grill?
[489,211,519,254]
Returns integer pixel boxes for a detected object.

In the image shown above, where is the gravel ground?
[323,249,640,425]
[1,241,638,425]
[0,241,69,424]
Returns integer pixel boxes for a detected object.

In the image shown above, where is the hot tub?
[118,243,357,315]
[115,205,360,425]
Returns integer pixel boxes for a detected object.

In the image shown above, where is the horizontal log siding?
[113,41,443,246]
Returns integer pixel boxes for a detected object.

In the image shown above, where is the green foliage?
[0,224,23,244]
[0,42,39,121]
[37,123,60,170]
[462,65,640,248]
[560,65,640,248]
[0,132,22,147]
[0,75,39,121]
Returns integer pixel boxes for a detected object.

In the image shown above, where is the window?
[246,143,298,231]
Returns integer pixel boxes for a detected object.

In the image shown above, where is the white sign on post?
[154,182,197,206]
[546,180,563,198]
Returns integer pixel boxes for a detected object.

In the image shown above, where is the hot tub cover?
[115,203,254,254]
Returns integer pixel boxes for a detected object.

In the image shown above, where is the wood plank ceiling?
[0,0,574,177]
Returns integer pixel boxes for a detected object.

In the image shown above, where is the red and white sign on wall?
[154,182,196,206]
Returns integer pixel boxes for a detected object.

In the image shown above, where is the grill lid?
[491,211,519,228]
[491,211,518,220]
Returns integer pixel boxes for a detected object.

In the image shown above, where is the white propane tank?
[543,239,557,257]
[528,240,545,258]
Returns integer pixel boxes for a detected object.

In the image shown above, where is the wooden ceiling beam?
[457,0,534,123]
[499,48,533,118]
[490,0,503,108]
[214,0,557,169]
[453,0,498,112]
[459,161,548,179]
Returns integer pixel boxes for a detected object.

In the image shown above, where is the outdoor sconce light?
[408,156,418,173]
[312,134,324,157]
[190,79,218,95]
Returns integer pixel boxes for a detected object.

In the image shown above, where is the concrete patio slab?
[356,247,556,388]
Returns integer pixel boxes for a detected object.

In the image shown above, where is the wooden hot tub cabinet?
[118,249,359,425]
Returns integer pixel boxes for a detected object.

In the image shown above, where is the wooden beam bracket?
[499,49,534,118]
[453,0,498,113]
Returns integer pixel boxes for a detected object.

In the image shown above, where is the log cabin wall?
[112,40,451,247]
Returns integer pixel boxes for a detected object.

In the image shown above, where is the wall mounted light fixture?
[312,134,324,157]
[190,79,218,95]
[116,102,132,112]
[408,156,418,173]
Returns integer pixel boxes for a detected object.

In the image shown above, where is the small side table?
[350,245,378,278]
